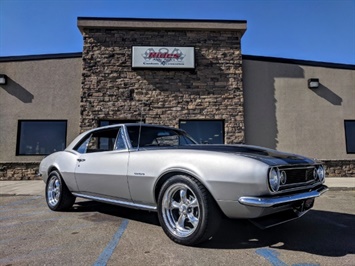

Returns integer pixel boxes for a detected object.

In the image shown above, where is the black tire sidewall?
[45,171,62,211]
[157,175,211,246]
[45,170,75,211]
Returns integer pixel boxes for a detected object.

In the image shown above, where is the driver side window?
[74,127,125,154]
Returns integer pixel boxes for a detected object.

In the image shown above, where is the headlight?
[316,165,325,182]
[269,167,280,192]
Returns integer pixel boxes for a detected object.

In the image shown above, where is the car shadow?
[70,200,355,257]
[72,200,161,226]
[200,210,355,257]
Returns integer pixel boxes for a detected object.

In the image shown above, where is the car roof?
[97,123,180,131]
[66,123,187,151]
[78,124,186,137]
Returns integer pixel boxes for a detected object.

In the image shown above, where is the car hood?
[176,144,315,166]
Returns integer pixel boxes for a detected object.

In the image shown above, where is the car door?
[74,126,131,200]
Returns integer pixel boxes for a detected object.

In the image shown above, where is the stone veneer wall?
[0,160,353,180]
[0,163,40,181]
[323,160,355,177]
[80,28,245,143]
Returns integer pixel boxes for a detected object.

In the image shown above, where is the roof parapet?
[77,17,247,36]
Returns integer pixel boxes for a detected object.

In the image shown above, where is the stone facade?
[80,28,245,143]
[323,160,355,177]
[1,160,353,180]
[0,163,40,181]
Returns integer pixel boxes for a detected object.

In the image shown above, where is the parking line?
[255,248,287,266]
[93,219,129,266]
[256,248,320,266]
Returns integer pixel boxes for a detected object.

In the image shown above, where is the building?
[0,18,354,180]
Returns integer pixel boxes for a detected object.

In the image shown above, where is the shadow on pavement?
[73,200,160,226]
[200,210,355,257]
[71,200,355,257]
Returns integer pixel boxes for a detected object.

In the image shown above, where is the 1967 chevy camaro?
[39,124,328,245]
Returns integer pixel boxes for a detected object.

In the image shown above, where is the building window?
[179,120,224,144]
[344,120,355,154]
[16,120,67,155]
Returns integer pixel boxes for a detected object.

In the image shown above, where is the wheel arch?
[48,166,59,176]
[154,169,221,213]
[41,165,61,184]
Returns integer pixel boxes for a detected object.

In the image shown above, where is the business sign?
[132,46,195,69]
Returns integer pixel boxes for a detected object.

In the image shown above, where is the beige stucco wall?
[243,59,355,160]
[0,55,354,166]
[0,57,82,163]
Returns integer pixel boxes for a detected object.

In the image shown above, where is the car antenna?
[137,101,148,151]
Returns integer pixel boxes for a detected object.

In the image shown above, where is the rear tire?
[157,175,221,246]
[45,170,76,211]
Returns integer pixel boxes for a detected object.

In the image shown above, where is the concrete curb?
[324,177,355,191]
[0,178,354,196]
[0,181,44,196]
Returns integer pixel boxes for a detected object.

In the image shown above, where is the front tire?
[46,170,76,211]
[157,175,221,246]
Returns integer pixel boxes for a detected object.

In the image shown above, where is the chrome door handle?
[77,159,86,162]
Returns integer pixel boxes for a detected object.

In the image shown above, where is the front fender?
[39,151,79,192]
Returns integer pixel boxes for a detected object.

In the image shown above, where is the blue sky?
[0,0,354,64]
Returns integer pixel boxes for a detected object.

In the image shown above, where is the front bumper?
[238,185,328,208]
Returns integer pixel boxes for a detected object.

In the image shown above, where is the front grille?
[278,166,318,191]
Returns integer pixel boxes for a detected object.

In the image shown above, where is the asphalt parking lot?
[1,190,354,266]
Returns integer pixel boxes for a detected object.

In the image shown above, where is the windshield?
[126,125,197,148]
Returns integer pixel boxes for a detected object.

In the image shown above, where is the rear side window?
[126,126,195,148]
[74,127,125,154]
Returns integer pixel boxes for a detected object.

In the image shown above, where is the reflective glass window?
[126,125,195,148]
[179,120,224,144]
[74,127,123,154]
[17,120,67,155]
[345,120,355,154]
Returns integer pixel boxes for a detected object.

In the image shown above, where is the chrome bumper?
[238,185,328,208]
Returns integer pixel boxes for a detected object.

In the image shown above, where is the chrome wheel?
[158,175,221,245]
[46,171,75,211]
[162,183,200,238]
[47,175,61,207]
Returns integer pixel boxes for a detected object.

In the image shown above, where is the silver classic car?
[40,124,328,245]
